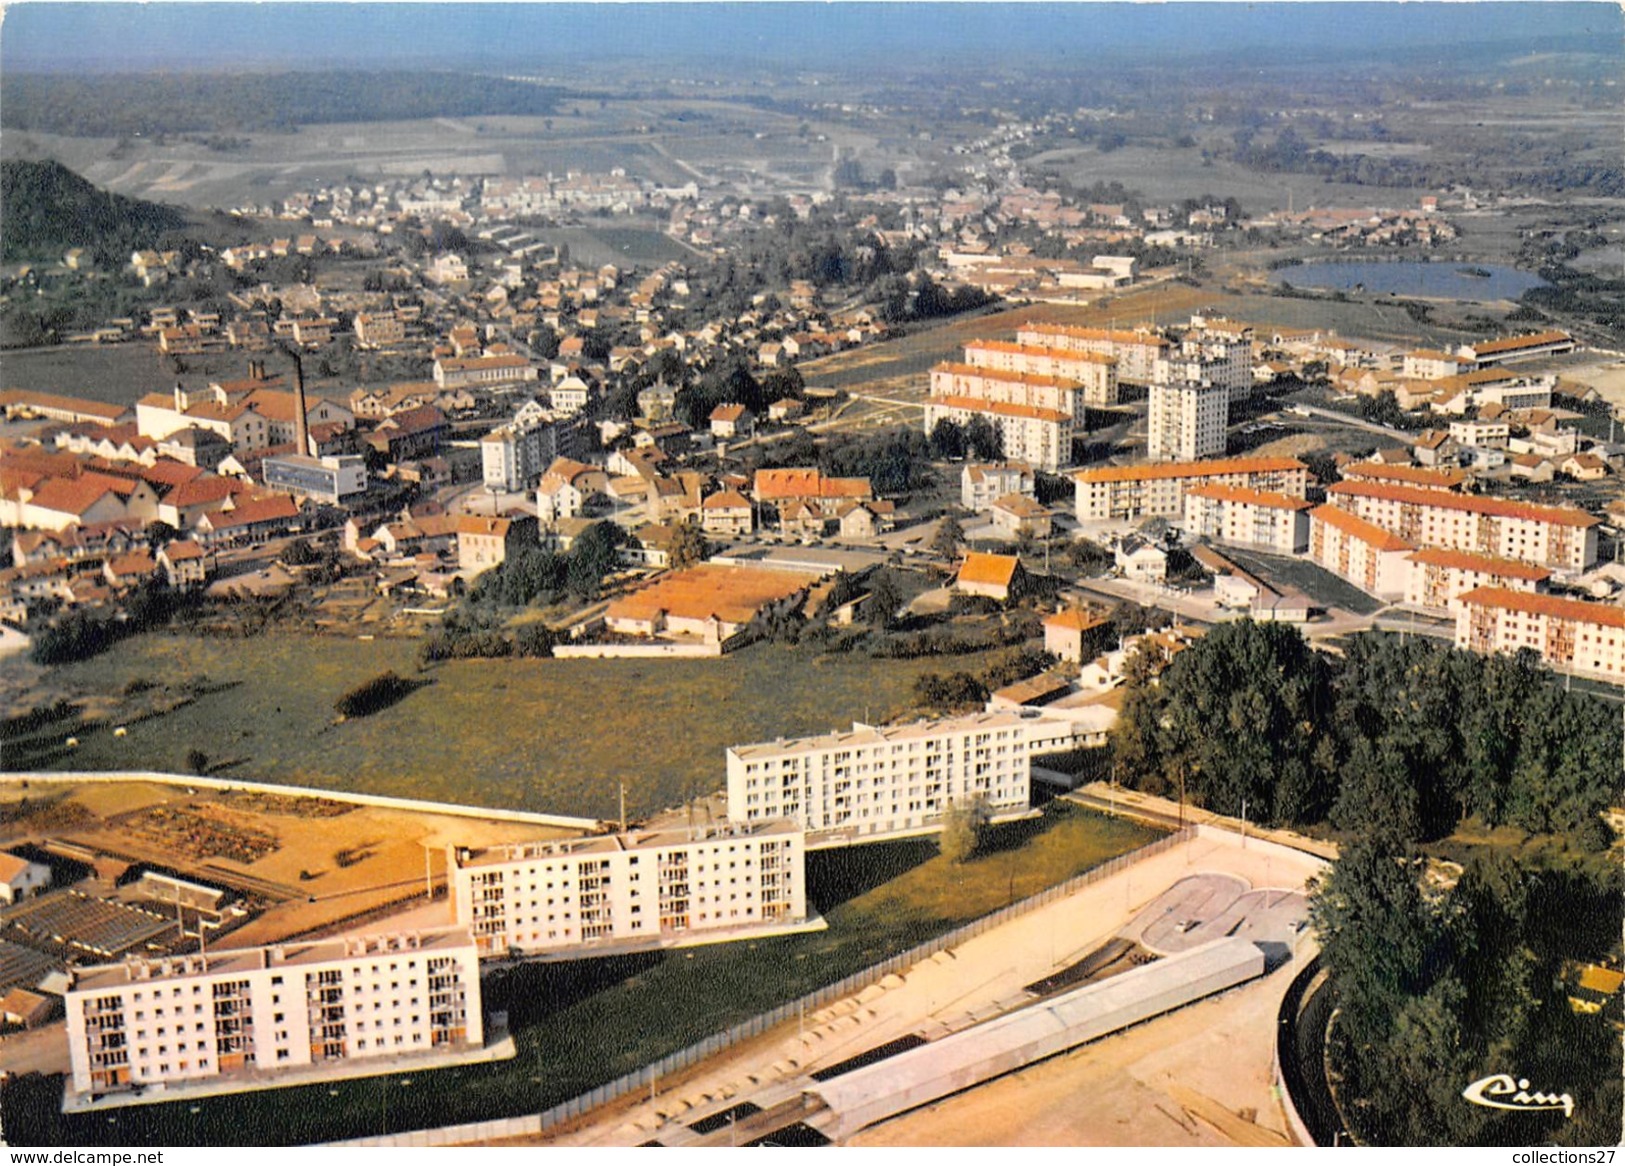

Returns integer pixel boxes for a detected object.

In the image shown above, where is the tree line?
[1111,621,1621,850]
[1,71,564,137]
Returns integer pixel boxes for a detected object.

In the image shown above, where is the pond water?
[1275,260,1547,301]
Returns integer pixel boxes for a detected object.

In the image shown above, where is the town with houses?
[0,2,1621,1152]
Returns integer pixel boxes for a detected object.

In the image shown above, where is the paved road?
[1277,960,1352,1147]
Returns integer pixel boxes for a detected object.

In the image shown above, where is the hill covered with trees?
[1,159,188,263]
[1,71,564,137]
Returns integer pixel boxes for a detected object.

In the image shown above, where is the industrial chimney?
[285,347,313,457]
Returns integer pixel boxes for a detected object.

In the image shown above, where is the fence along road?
[328,826,1196,1147]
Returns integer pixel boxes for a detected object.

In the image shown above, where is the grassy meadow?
[12,631,1013,820]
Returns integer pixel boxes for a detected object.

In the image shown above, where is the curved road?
[1277,955,1352,1147]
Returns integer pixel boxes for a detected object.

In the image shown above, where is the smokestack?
[289,349,313,457]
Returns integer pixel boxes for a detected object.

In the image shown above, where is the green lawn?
[14,632,1012,820]
[4,802,1160,1146]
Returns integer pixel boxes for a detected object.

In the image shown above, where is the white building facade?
[1146,378,1228,462]
[65,929,482,1100]
[727,710,1080,842]
[449,822,807,958]
[1074,457,1309,523]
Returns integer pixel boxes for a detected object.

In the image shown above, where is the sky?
[0,2,1618,73]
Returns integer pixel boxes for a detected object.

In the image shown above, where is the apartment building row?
[1014,323,1170,385]
[958,341,1119,407]
[1308,505,1557,613]
[923,395,1074,474]
[1455,587,1624,682]
[66,929,482,1101]
[726,709,1086,843]
[1073,456,1310,523]
[448,821,808,958]
[1182,483,1312,554]
[1324,480,1599,573]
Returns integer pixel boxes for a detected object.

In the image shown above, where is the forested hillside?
[1,71,564,136]
[1,159,188,263]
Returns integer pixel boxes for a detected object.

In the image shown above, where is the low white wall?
[0,771,602,830]
[553,642,724,659]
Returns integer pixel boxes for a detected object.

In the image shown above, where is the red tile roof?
[1183,483,1314,511]
[1327,480,1599,528]
[1342,462,1465,490]
[1406,547,1550,581]
[957,551,1022,587]
[1074,457,1306,485]
[932,362,1084,390]
[929,396,1070,424]
[1310,505,1415,553]
[1458,586,1625,628]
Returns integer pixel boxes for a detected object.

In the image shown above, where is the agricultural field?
[526,225,699,269]
[1,800,1161,1147]
[3,632,1015,821]
[0,342,358,407]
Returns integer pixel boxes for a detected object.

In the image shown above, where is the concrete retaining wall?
[0,771,602,831]
[553,642,724,659]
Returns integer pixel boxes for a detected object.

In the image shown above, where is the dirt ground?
[0,780,582,946]
[538,827,1326,1148]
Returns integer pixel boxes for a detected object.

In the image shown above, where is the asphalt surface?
[1277,959,1352,1147]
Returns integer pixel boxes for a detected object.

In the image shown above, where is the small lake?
[1275,260,1547,301]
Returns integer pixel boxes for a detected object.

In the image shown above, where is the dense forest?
[0,159,188,263]
[1111,621,1623,1144]
[0,71,563,136]
[1312,839,1621,1146]
[1111,622,1622,850]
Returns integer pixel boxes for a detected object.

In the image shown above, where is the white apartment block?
[1182,484,1312,554]
[1447,418,1511,448]
[929,363,1086,420]
[1456,588,1625,681]
[1147,378,1228,462]
[1157,334,1254,404]
[1326,481,1599,573]
[960,342,1119,407]
[1015,324,1170,385]
[961,462,1036,512]
[481,418,557,493]
[727,709,1081,842]
[924,396,1073,473]
[66,929,482,1100]
[1308,505,1415,600]
[1404,548,1550,615]
[1403,349,1468,380]
[450,822,807,959]
[1073,456,1309,523]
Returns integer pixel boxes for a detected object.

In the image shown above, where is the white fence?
[0,771,602,830]
[552,642,724,659]
[325,826,1194,1147]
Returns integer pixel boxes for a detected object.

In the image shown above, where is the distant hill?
[1,71,564,137]
[0,159,189,264]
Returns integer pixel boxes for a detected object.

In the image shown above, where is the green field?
[11,632,1014,819]
[528,225,696,269]
[2,801,1160,1147]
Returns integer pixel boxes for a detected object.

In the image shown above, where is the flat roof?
[813,938,1262,1122]
[71,926,475,992]
[455,820,801,868]
[729,708,1063,762]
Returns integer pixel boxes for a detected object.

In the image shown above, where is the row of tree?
[1112,622,1622,849]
